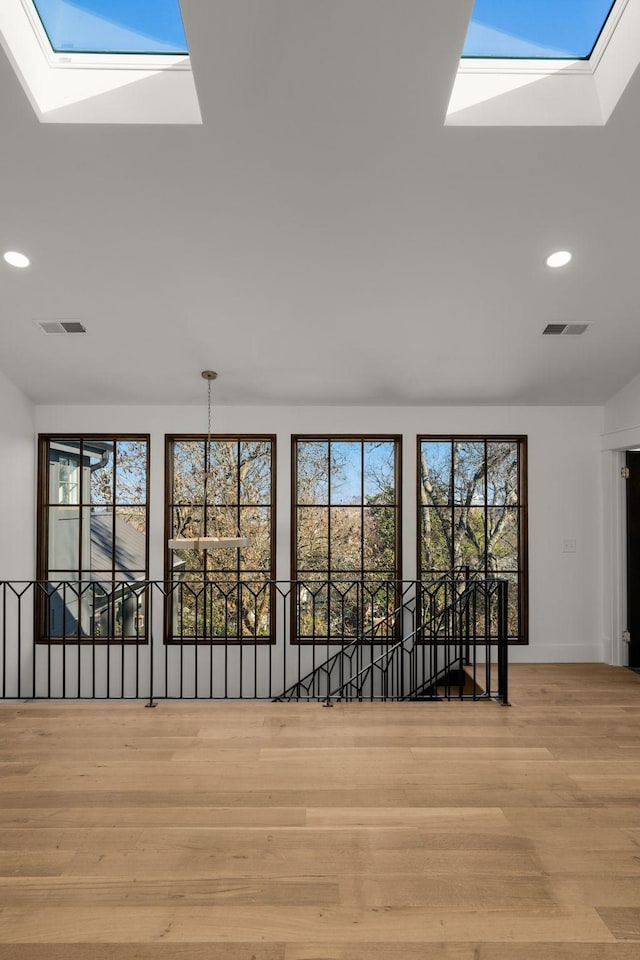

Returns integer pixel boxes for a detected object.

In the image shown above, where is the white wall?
[35,402,604,663]
[0,371,35,579]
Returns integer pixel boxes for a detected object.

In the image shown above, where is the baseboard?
[508,643,604,663]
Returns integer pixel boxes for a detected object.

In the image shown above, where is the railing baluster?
[498,578,510,705]
[1,582,6,699]
[146,585,155,707]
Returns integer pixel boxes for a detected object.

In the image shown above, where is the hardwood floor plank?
[597,908,640,941]
[0,904,616,943]
[305,806,510,829]
[0,945,285,960]
[284,946,640,960]
[0,851,75,877]
[0,877,339,907]
[552,877,640,908]
[0,805,308,829]
[337,875,556,909]
[0,827,144,850]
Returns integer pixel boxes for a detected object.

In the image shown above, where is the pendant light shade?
[168,536,248,550]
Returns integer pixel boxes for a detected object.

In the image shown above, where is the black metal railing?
[285,577,509,704]
[0,578,509,704]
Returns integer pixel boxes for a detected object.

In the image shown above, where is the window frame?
[36,433,151,644]
[291,434,403,644]
[164,433,277,645]
[417,434,528,644]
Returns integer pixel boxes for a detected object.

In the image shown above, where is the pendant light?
[168,371,248,551]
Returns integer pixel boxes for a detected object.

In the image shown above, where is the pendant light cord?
[167,370,247,551]
[204,375,213,509]
[201,370,217,535]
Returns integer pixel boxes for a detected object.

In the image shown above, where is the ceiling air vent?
[542,323,590,336]
[36,320,87,334]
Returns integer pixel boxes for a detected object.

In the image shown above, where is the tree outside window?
[166,436,275,642]
[418,436,527,642]
[293,436,402,643]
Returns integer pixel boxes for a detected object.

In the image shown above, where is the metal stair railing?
[277,571,473,704]
[321,578,509,704]
[324,580,471,702]
[415,577,509,704]
[325,621,422,702]
[275,595,407,702]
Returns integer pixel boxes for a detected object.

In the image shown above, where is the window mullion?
[112,438,117,587]
[78,438,84,585]
[327,440,332,581]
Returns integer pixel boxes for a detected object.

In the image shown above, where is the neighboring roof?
[90,512,145,580]
[89,512,183,579]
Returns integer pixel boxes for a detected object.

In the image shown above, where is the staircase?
[276,577,509,704]
[406,663,484,700]
[275,600,404,702]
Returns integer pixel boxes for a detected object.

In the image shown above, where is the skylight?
[447,0,640,126]
[0,0,200,123]
[31,0,188,55]
[462,0,617,60]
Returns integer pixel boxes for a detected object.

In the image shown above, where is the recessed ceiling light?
[546,250,572,269]
[3,250,30,268]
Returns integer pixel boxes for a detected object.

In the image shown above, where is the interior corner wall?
[603,369,640,450]
[35,402,604,663]
[0,371,35,579]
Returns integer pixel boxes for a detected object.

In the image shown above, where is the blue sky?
[298,440,396,505]
[463,0,616,59]
[32,0,188,54]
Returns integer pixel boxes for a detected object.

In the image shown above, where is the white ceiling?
[1,0,640,407]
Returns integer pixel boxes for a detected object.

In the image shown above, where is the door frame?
[602,444,635,667]
[626,450,640,668]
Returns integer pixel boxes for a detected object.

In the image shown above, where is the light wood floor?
[1,663,640,959]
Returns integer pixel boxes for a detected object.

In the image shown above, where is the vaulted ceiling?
[1,0,639,406]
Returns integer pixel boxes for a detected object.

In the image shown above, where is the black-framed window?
[37,435,150,641]
[418,435,528,643]
[292,436,402,642]
[165,435,276,643]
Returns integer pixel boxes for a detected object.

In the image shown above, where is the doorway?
[626,451,640,669]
